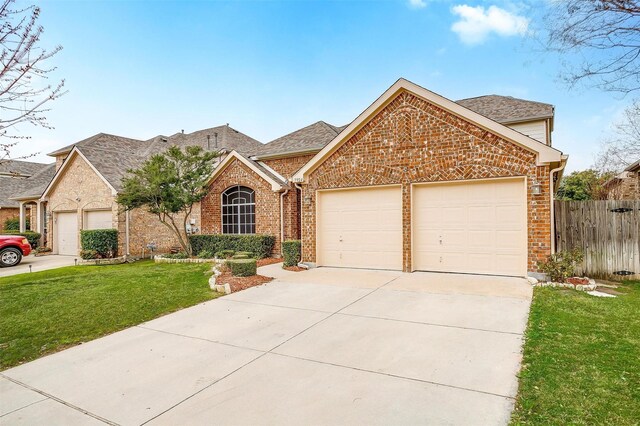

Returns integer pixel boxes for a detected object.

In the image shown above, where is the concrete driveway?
[0,265,532,425]
[0,255,77,278]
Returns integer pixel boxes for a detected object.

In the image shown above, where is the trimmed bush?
[80,249,99,260]
[227,258,257,277]
[235,251,254,258]
[80,229,118,258]
[162,252,188,259]
[232,254,249,259]
[190,234,275,259]
[214,249,235,259]
[3,217,29,231]
[283,240,301,267]
[3,231,41,248]
[197,249,214,259]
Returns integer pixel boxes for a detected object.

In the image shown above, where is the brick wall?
[262,154,315,179]
[300,91,552,273]
[607,171,640,200]
[0,208,18,231]
[201,158,289,254]
[46,153,117,255]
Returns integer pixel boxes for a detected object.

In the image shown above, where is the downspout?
[125,209,130,257]
[280,188,290,256]
[549,159,567,254]
[295,183,304,265]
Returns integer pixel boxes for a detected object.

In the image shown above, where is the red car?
[0,235,32,267]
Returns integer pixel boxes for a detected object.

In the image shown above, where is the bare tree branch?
[0,0,65,164]
[544,0,640,93]
[594,98,640,171]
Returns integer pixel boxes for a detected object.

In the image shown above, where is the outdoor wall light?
[531,181,542,195]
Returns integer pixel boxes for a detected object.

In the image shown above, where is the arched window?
[222,186,255,234]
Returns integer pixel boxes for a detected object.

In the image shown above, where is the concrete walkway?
[0,255,77,278]
[0,266,532,425]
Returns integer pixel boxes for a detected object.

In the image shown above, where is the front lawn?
[0,260,219,370]
[512,281,640,425]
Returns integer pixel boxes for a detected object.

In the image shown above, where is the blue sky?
[11,0,632,172]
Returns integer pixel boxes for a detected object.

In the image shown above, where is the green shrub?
[197,249,214,259]
[232,254,249,259]
[3,231,41,248]
[3,217,29,231]
[227,258,257,277]
[80,249,99,260]
[80,229,118,258]
[282,240,301,267]
[190,234,275,259]
[163,252,188,259]
[214,249,235,259]
[235,251,254,258]
[537,249,584,282]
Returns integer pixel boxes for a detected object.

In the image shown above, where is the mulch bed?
[283,265,305,272]
[256,257,283,267]
[217,270,273,292]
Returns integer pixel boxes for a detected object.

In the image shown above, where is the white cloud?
[408,0,428,9]
[451,4,529,45]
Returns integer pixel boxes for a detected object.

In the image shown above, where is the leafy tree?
[556,169,614,200]
[0,0,65,164]
[543,1,640,94]
[116,146,218,255]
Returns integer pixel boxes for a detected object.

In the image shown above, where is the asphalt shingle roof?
[0,159,50,177]
[5,163,56,205]
[455,95,554,123]
[255,121,346,158]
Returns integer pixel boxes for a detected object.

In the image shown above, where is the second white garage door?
[317,186,402,270]
[55,212,78,256]
[85,210,113,230]
[412,178,527,276]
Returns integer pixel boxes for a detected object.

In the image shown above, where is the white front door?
[412,178,527,276]
[56,212,78,256]
[316,185,403,270]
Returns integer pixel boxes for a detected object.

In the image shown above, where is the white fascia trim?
[293,78,563,182]
[42,147,118,198]
[208,150,284,192]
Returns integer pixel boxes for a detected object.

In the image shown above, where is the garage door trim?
[410,176,528,276]
[316,184,403,270]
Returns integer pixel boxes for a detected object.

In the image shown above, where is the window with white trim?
[222,186,256,234]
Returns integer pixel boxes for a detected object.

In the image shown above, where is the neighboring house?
[0,160,53,232]
[604,160,640,200]
[13,78,567,278]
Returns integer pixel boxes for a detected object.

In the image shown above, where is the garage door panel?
[56,212,78,256]
[413,178,526,276]
[317,186,402,270]
[85,210,113,230]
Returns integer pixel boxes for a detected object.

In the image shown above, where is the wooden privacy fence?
[554,200,640,280]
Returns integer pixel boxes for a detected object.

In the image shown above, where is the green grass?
[0,260,220,370]
[512,281,640,425]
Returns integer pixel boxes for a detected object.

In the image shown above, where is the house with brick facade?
[12,78,567,278]
[604,160,640,200]
[0,160,54,233]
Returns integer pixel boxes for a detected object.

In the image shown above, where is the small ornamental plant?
[537,249,584,283]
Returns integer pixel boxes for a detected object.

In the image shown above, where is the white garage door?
[56,212,78,256]
[85,210,113,230]
[317,186,402,270]
[412,178,526,276]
